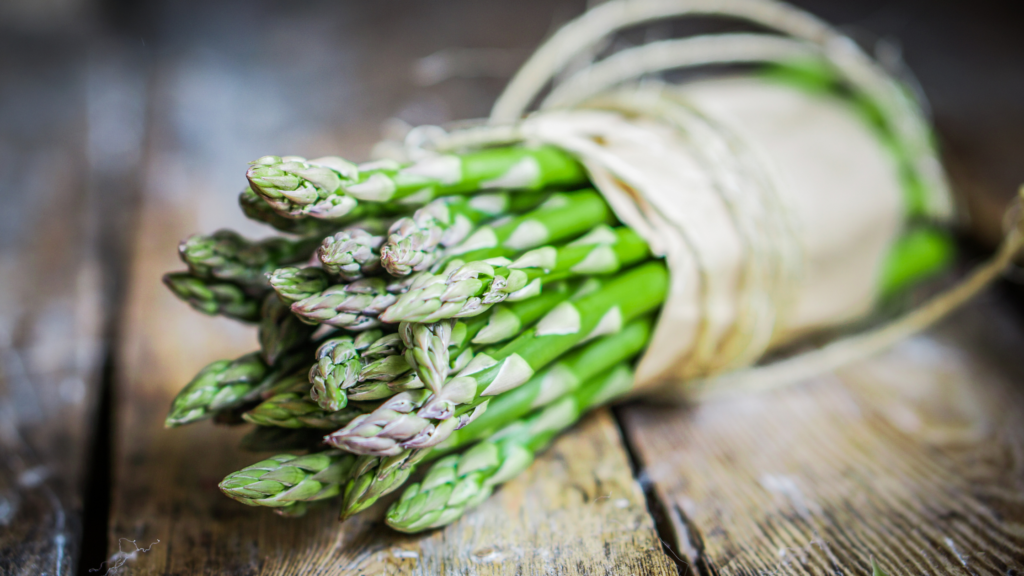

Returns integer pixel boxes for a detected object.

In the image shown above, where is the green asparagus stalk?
[164,352,267,427]
[380,193,547,276]
[386,363,636,532]
[246,146,585,220]
[179,229,320,292]
[219,451,358,508]
[163,272,262,322]
[289,278,397,329]
[165,346,316,428]
[443,190,611,256]
[327,263,667,455]
[242,393,366,429]
[268,267,331,305]
[346,373,423,402]
[470,279,583,345]
[338,317,651,517]
[380,224,646,323]
[239,187,344,236]
[317,229,384,281]
[259,294,316,366]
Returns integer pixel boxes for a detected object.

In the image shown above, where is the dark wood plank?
[105,1,674,573]
[621,294,1024,575]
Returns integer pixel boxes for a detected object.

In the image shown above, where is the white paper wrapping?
[519,78,910,392]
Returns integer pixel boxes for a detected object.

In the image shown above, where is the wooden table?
[2,0,1024,574]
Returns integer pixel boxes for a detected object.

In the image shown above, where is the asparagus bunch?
[167,143,667,528]
[164,137,951,534]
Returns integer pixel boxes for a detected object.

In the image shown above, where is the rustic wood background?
[1,0,1023,574]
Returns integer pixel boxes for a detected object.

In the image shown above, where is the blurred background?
[1,0,1022,573]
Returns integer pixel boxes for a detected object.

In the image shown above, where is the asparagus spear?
[163,272,262,322]
[380,193,547,277]
[289,278,398,329]
[317,229,384,281]
[326,263,668,455]
[381,225,647,323]
[339,317,651,518]
[268,267,331,305]
[239,187,344,236]
[164,352,267,427]
[246,146,585,220]
[219,451,357,508]
[179,229,320,292]
[165,347,315,428]
[242,393,366,429]
[259,294,316,366]
[386,363,636,532]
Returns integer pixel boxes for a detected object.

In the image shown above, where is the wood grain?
[621,295,1024,575]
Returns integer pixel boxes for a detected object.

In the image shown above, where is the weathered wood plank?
[0,33,145,574]
[620,295,1024,575]
[105,0,674,573]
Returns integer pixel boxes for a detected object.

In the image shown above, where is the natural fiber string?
[541,33,818,110]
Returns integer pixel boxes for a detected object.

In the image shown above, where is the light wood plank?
[621,295,1024,575]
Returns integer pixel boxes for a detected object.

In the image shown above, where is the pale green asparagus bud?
[165,352,267,427]
[308,337,362,411]
[289,278,397,329]
[400,320,456,395]
[219,451,357,507]
[268,267,331,305]
[179,229,319,291]
[163,272,262,322]
[317,229,384,281]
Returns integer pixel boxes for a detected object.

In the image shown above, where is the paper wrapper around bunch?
[517,77,954,394]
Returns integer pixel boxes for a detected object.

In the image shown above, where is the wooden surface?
[0,32,144,575]
[2,0,1024,574]
[620,295,1024,574]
